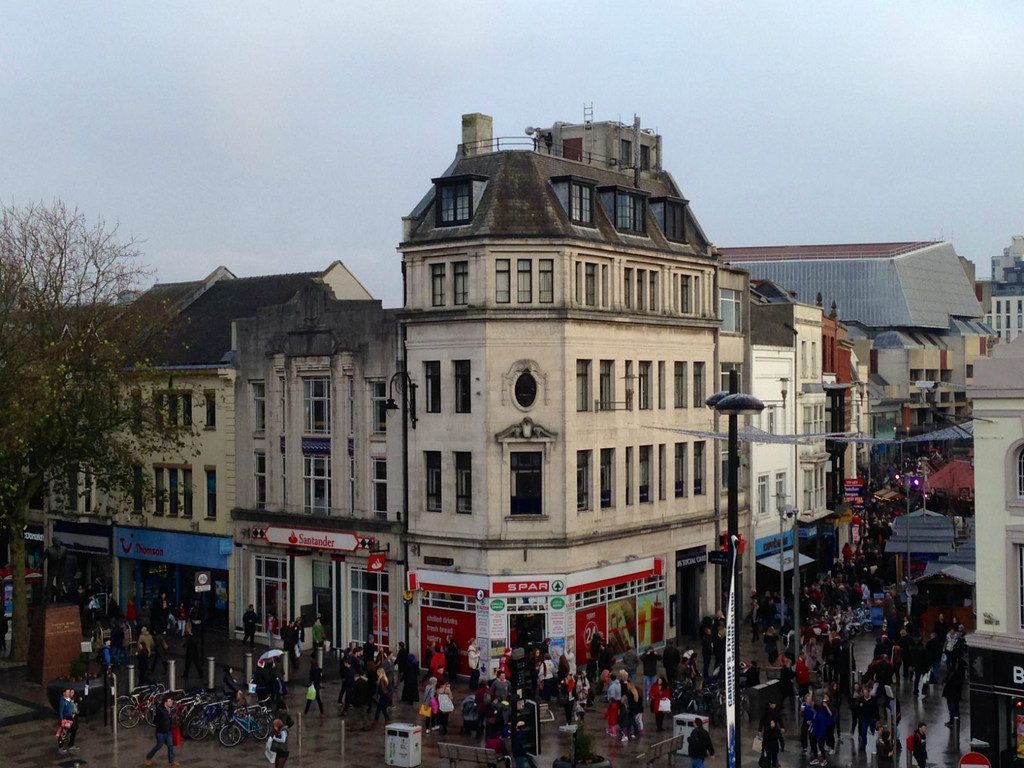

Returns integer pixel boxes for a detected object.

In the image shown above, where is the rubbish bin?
[673,712,703,755]
[385,723,422,767]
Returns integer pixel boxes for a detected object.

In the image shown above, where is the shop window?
[510,451,542,516]
[351,566,389,647]
[303,377,331,434]
[372,458,387,519]
[455,452,472,514]
[255,452,267,510]
[303,455,330,514]
[206,468,217,519]
[254,554,289,633]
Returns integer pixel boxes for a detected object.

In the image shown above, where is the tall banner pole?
[725,534,738,768]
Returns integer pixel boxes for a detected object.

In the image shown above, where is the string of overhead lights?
[650,420,973,446]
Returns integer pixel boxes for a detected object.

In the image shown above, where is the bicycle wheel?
[118,703,142,729]
[251,715,271,741]
[186,714,208,741]
[145,704,158,727]
[219,722,243,748]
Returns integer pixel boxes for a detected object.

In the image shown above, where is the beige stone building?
[399,113,748,675]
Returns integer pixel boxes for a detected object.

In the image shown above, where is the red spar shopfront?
[414,557,665,680]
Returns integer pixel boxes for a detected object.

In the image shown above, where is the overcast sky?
[4,2,1022,307]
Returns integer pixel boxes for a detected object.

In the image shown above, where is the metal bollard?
[167,659,177,691]
[206,656,216,690]
[245,652,253,684]
[316,647,324,672]
[127,663,136,691]
[282,652,290,683]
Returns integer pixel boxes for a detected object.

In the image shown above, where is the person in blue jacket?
[809,699,830,766]
[58,688,80,753]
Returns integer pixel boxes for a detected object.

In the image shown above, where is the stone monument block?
[27,603,83,684]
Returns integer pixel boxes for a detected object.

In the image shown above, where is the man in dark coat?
[662,643,681,684]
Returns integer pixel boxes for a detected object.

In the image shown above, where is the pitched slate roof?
[720,242,983,329]
[403,149,711,258]
[148,272,323,366]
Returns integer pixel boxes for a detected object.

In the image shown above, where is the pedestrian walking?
[373,667,393,726]
[909,723,927,768]
[761,717,784,768]
[943,665,965,725]
[144,696,179,767]
[242,604,258,648]
[303,659,324,717]
[467,638,482,691]
[686,716,714,768]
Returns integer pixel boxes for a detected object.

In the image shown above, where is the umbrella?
[257,649,284,668]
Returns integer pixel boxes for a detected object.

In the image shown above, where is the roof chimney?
[461,113,493,156]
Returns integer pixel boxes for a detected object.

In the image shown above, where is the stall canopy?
[757,550,815,572]
[917,533,976,582]
[884,509,956,555]
[924,459,974,497]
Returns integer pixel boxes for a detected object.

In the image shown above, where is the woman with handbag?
[421,676,438,733]
[435,680,454,735]
[650,676,672,731]
[265,718,289,767]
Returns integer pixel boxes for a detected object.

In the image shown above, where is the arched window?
[1018,448,1024,498]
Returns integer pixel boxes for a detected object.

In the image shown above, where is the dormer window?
[440,182,471,224]
[433,174,488,227]
[571,182,593,224]
[598,185,649,235]
[551,175,597,227]
[650,196,688,243]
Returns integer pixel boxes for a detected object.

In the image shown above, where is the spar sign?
[264,525,364,552]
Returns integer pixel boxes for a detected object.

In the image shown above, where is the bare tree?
[0,200,185,661]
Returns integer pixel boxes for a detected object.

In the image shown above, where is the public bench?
[634,733,686,766]
[438,742,510,768]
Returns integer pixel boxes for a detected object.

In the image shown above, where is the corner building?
[400,113,748,678]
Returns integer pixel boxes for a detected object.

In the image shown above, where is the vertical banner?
[725,537,737,768]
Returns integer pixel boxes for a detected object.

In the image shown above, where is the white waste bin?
[385,723,422,767]
[673,712,703,755]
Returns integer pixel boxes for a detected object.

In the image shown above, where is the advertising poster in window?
[574,604,607,667]
[476,600,489,648]
[421,606,476,677]
[606,596,637,656]
[1017,713,1024,758]
[488,598,508,676]
[369,594,389,646]
[636,590,666,648]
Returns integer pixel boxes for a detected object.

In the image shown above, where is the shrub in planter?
[47,652,104,716]
[552,726,612,768]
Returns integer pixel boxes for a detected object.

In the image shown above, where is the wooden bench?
[437,742,510,768]
[634,733,686,766]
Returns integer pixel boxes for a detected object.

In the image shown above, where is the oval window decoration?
[514,372,538,408]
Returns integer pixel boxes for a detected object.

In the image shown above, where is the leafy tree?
[0,200,186,661]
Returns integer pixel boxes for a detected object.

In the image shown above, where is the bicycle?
[219,704,272,747]
[117,683,166,728]
[185,699,231,741]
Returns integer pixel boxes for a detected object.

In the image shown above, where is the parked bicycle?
[219,704,272,747]
[116,683,166,729]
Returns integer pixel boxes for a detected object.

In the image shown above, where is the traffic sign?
[195,570,212,592]
[708,550,730,565]
[959,751,992,768]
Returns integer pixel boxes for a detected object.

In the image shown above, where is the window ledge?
[506,515,549,521]
[1008,500,1024,515]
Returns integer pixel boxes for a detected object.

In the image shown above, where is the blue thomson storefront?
[115,526,233,631]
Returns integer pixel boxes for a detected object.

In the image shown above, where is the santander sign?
[264,526,359,553]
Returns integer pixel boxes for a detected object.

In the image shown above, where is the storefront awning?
[756,551,815,572]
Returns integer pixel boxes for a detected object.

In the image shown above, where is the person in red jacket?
[796,652,812,697]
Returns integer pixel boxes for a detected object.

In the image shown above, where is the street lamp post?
[708,369,764,768]
[385,367,417,647]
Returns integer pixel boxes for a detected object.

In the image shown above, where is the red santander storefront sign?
[265,526,359,552]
